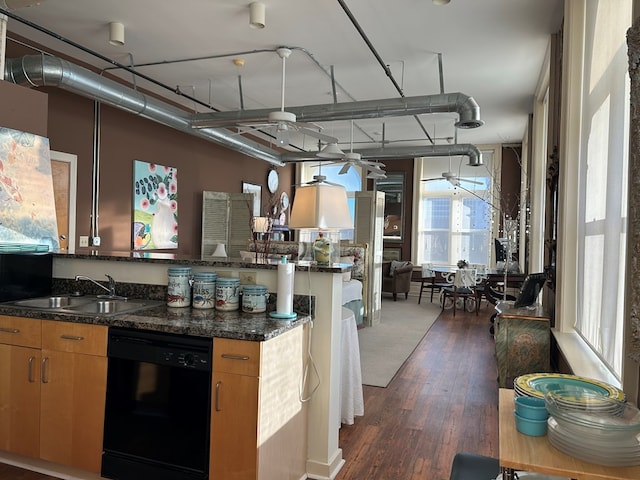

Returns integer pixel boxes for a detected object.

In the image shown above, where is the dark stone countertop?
[0,302,310,342]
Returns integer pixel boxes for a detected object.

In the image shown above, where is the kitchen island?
[1,251,347,479]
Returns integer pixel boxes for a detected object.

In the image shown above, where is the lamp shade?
[249,2,265,29]
[289,184,353,230]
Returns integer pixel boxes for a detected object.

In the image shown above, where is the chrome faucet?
[75,274,126,299]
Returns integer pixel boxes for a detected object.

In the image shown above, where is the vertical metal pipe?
[438,53,445,94]
[91,101,100,241]
[0,14,6,81]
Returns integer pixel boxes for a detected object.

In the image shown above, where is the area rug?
[358,298,441,387]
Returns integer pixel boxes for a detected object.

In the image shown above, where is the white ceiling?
[2,0,564,158]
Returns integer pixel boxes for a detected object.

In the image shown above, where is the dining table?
[499,388,640,480]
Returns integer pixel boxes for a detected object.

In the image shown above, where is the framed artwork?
[133,160,178,250]
[0,127,59,251]
[242,181,262,217]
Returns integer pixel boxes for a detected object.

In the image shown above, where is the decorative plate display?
[280,191,289,211]
[514,373,625,402]
[267,169,279,193]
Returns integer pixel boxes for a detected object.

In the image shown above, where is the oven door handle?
[215,380,222,411]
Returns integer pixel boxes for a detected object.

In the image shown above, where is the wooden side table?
[499,389,640,479]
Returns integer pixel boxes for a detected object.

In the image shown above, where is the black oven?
[0,252,52,301]
[101,327,212,480]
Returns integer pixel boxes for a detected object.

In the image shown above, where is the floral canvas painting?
[133,160,178,250]
[0,127,59,251]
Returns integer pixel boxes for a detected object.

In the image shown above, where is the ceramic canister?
[242,284,269,313]
[192,272,217,309]
[167,267,192,307]
[215,277,241,311]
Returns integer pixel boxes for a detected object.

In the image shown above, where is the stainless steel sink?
[14,295,94,309]
[66,299,152,315]
[4,295,163,317]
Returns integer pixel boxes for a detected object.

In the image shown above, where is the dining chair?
[418,264,452,304]
[440,268,479,317]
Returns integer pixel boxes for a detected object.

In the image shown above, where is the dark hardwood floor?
[336,302,499,480]
[0,300,499,480]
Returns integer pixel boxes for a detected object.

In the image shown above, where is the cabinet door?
[39,348,107,473]
[210,371,259,480]
[0,344,40,457]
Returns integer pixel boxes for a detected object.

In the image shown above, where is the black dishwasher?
[101,327,212,480]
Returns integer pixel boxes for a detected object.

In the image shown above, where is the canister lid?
[217,277,240,285]
[194,272,217,281]
[242,284,268,293]
[168,267,191,274]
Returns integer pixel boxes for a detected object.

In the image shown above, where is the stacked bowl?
[514,396,549,436]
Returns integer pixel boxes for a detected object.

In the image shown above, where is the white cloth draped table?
[340,307,364,425]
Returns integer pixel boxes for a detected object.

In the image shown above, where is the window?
[416,154,494,266]
[572,1,631,378]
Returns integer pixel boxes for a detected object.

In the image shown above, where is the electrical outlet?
[240,271,257,285]
[79,236,89,247]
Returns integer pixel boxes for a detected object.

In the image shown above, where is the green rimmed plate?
[514,373,625,402]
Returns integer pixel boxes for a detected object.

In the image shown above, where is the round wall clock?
[267,170,279,193]
[280,191,290,211]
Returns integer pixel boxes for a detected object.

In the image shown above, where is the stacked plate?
[545,390,640,466]
[513,373,626,402]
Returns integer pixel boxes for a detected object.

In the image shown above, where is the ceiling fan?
[326,121,387,177]
[234,48,338,147]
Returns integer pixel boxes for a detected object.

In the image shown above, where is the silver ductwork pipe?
[282,143,483,166]
[191,93,484,130]
[4,54,284,166]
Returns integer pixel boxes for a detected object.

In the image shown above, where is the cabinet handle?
[221,354,250,361]
[41,357,49,384]
[215,381,222,412]
[28,356,36,383]
[0,327,19,334]
[60,334,84,341]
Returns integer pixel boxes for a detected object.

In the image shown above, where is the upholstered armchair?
[382,261,414,301]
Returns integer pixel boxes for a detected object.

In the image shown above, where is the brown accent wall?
[2,46,293,257]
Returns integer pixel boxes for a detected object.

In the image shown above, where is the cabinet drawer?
[0,315,41,348]
[213,338,261,376]
[42,320,107,356]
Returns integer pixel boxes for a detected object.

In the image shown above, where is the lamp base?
[269,311,298,320]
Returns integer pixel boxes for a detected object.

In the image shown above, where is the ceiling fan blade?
[455,184,499,210]
[421,178,443,182]
[296,126,338,144]
[459,177,483,185]
[338,163,351,175]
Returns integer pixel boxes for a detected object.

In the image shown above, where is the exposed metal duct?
[191,92,484,130]
[3,54,284,166]
[4,54,483,167]
[282,143,483,166]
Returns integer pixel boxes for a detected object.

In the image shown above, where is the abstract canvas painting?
[133,160,178,250]
[0,127,59,251]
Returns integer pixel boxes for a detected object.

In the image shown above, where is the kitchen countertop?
[0,301,310,342]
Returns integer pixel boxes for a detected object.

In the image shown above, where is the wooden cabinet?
[494,302,551,388]
[0,316,107,473]
[0,315,41,458]
[40,320,108,473]
[210,326,308,480]
[210,338,261,480]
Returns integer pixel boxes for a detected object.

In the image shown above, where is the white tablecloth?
[340,307,364,425]
[342,279,363,304]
